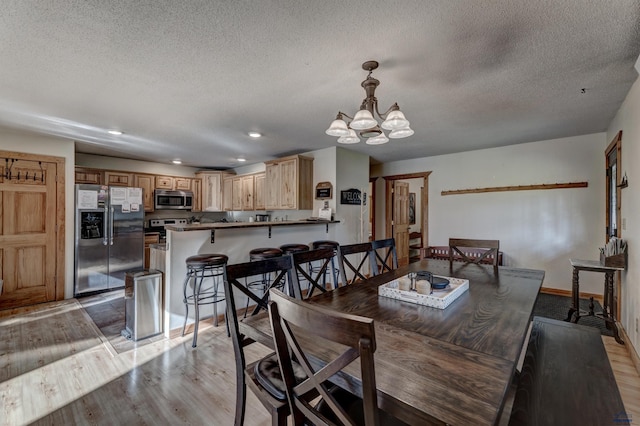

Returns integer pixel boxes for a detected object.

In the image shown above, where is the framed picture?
[409,192,416,224]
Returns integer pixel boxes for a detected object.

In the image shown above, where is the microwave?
[154,190,193,210]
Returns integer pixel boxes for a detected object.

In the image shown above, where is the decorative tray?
[378,273,469,309]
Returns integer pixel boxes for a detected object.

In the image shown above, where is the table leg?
[603,272,625,345]
[566,267,580,322]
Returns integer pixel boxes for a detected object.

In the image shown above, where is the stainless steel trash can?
[124,269,163,341]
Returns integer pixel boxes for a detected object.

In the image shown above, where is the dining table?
[239,258,545,425]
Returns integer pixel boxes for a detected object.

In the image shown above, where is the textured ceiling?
[0,0,639,168]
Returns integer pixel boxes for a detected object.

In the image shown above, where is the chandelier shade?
[350,109,378,130]
[366,133,390,145]
[337,129,360,144]
[325,60,413,145]
[325,117,350,137]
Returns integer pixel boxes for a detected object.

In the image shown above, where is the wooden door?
[174,177,191,191]
[222,177,233,211]
[254,173,265,210]
[0,155,64,309]
[393,181,410,266]
[134,174,154,212]
[279,158,297,209]
[232,177,243,211]
[155,175,174,189]
[265,163,280,210]
[242,175,254,210]
[192,178,202,212]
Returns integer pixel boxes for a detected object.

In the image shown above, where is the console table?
[565,259,625,344]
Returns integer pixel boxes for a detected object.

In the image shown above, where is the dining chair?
[448,238,500,268]
[290,247,337,299]
[337,242,376,285]
[370,238,398,275]
[223,256,296,426]
[268,289,407,426]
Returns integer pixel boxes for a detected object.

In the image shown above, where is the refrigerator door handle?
[109,206,115,246]
[103,206,109,246]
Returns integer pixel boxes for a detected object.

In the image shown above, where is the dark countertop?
[165,219,339,232]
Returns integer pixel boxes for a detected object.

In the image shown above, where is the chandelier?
[326,60,414,145]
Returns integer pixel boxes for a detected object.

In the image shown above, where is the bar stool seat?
[250,247,283,260]
[182,253,228,348]
[311,240,340,289]
[279,243,310,254]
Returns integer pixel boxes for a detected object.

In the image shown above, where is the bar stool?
[280,244,310,295]
[245,247,284,316]
[181,253,228,348]
[311,240,340,289]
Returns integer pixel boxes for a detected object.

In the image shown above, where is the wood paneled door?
[393,181,410,266]
[0,151,65,309]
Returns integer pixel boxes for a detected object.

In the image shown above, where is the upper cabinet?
[134,174,155,212]
[196,171,233,212]
[191,178,202,212]
[104,171,133,187]
[228,174,257,211]
[155,175,174,189]
[75,167,103,185]
[265,155,313,210]
[174,177,191,191]
[155,175,191,191]
[254,172,266,211]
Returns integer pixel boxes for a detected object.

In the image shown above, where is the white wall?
[0,127,76,299]
[607,74,640,352]
[372,133,606,295]
[336,147,371,245]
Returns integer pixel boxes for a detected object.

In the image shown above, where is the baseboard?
[540,287,603,304]
[618,324,640,376]
[169,312,227,339]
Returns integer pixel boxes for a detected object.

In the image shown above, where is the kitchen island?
[158,220,340,337]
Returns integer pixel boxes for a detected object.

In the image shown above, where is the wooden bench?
[509,316,627,426]
[423,245,504,266]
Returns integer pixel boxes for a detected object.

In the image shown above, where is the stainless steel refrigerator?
[74,184,144,296]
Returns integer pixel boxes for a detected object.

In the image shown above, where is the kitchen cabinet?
[232,176,243,211]
[155,175,174,189]
[265,155,313,210]
[191,178,202,212]
[104,171,133,187]
[222,177,233,211]
[242,175,255,211]
[134,173,155,212]
[231,175,255,211]
[174,177,191,191]
[196,171,233,212]
[254,172,265,211]
[74,167,103,184]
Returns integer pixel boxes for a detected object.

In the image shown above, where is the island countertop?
[165,219,340,231]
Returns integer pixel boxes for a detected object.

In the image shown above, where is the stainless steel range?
[147,218,188,241]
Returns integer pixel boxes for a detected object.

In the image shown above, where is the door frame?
[382,172,431,247]
[604,131,622,321]
[0,149,66,304]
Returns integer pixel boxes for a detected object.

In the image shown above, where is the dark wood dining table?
[239,258,545,425]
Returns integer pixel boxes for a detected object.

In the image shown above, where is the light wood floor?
[1,298,638,425]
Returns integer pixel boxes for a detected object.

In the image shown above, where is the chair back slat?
[290,248,336,299]
[338,242,376,285]
[448,238,500,268]
[371,238,398,274]
[269,289,379,426]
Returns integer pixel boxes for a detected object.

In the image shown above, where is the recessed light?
[107,130,123,135]
[248,132,261,138]
[172,160,182,165]
[237,158,247,162]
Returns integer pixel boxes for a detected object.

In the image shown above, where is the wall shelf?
[441,181,588,196]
